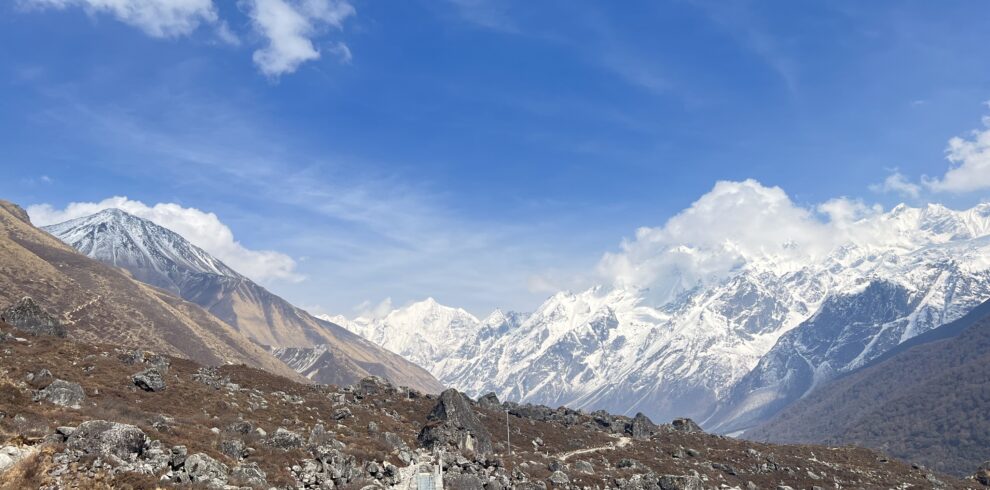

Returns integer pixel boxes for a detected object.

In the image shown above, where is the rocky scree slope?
[334,203,990,431]
[747,297,990,477]
[0,200,301,380]
[43,208,442,394]
[0,319,977,489]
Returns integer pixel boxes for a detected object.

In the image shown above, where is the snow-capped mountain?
[332,202,990,429]
[44,208,444,394]
[324,299,528,374]
[43,208,242,294]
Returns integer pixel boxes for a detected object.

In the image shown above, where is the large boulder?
[629,412,657,440]
[171,452,229,488]
[66,420,147,461]
[670,418,702,433]
[269,427,304,450]
[1,297,65,337]
[418,388,494,455]
[34,379,86,409]
[974,460,990,486]
[477,392,502,410]
[658,474,703,490]
[356,375,394,395]
[133,367,166,392]
[0,446,33,473]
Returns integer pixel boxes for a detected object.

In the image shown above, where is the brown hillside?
[750,300,990,477]
[0,321,972,489]
[0,200,302,382]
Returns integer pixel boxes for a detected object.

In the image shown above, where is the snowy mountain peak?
[43,209,241,293]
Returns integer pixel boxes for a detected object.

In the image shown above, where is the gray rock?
[548,470,569,485]
[975,461,990,486]
[219,438,247,460]
[132,367,166,392]
[269,427,303,449]
[356,375,394,395]
[1,297,65,337]
[658,474,703,490]
[230,462,268,488]
[671,418,702,433]
[477,392,501,409]
[418,388,494,455]
[25,368,54,389]
[34,379,86,409]
[445,473,485,489]
[333,407,353,420]
[0,446,33,473]
[574,460,594,474]
[66,420,147,461]
[629,412,657,440]
[174,452,229,488]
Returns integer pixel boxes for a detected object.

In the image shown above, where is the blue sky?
[2,0,990,317]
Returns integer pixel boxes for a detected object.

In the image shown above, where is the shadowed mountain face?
[0,200,302,381]
[43,208,442,394]
[748,298,990,476]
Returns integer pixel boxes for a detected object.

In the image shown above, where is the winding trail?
[557,435,632,461]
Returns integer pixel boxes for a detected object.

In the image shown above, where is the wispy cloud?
[869,169,921,198]
[245,0,355,77]
[19,0,218,37]
[18,0,356,77]
[923,116,990,193]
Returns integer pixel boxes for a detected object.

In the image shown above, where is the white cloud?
[21,0,218,38]
[353,297,393,320]
[596,180,839,303]
[870,170,921,198]
[924,116,990,193]
[246,0,355,77]
[26,196,304,284]
[19,0,356,76]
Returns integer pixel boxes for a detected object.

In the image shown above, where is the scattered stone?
[975,461,990,486]
[65,420,147,461]
[574,460,594,474]
[219,438,247,460]
[230,462,268,488]
[170,452,229,488]
[658,474,703,490]
[25,368,54,389]
[333,407,353,420]
[477,392,501,409]
[629,412,657,440]
[269,427,304,449]
[132,367,166,392]
[193,366,230,390]
[356,375,394,395]
[34,379,86,409]
[0,446,33,473]
[548,470,569,485]
[1,297,65,337]
[670,418,703,433]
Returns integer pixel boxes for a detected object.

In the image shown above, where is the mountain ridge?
[43,208,443,394]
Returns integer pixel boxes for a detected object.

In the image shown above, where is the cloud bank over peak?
[19,0,355,76]
[924,116,990,193]
[596,179,839,302]
[27,196,304,284]
[595,177,990,306]
[872,114,990,197]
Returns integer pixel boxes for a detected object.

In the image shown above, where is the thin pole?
[505,409,512,476]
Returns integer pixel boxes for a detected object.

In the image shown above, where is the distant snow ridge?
[333,203,990,431]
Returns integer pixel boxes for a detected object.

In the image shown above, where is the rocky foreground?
[0,309,984,489]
